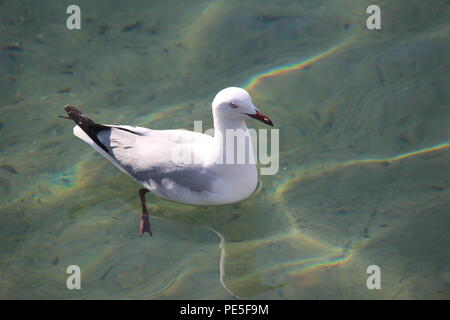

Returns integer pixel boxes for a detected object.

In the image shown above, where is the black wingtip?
[63,105,89,126]
[62,105,111,154]
[64,105,81,114]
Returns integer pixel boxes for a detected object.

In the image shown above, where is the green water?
[1,0,449,299]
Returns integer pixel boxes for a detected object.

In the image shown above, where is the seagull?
[61,87,273,236]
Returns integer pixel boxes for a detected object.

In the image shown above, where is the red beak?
[246,110,274,127]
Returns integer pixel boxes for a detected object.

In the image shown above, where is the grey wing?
[96,127,217,195]
[131,165,216,193]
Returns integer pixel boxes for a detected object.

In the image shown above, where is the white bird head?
[212,87,273,126]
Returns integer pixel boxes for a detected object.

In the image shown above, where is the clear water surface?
[0,0,449,299]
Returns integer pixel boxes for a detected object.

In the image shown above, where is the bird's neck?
[212,116,255,167]
[213,116,248,134]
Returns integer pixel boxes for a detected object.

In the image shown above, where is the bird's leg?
[139,188,152,236]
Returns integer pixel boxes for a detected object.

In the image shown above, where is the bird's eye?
[230,103,238,109]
